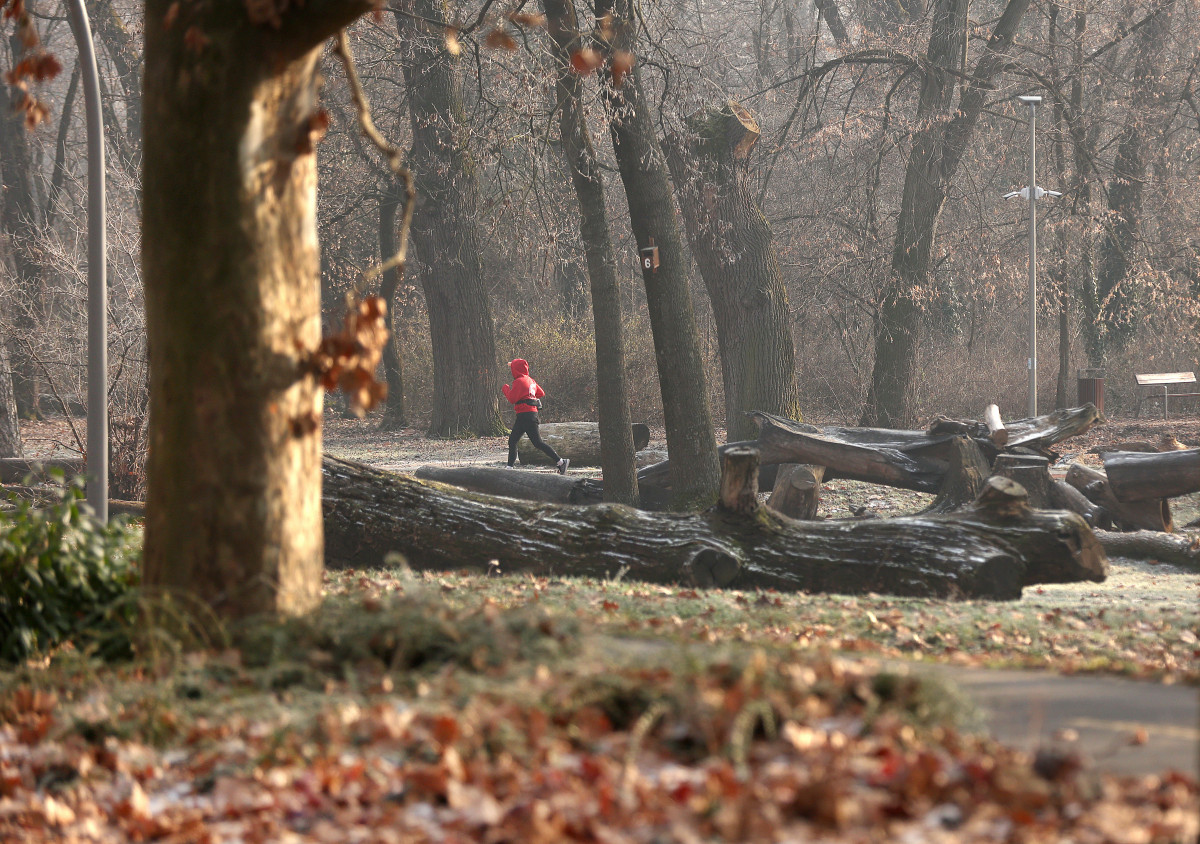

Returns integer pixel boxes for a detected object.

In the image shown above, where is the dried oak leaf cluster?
[306,296,388,418]
[2,0,62,128]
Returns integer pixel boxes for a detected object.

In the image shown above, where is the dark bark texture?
[665,102,802,442]
[397,0,504,437]
[324,457,1106,600]
[141,0,373,618]
[595,0,721,509]
[863,0,1032,426]
[377,178,407,431]
[543,0,639,505]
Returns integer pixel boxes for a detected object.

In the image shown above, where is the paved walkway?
[907,664,1199,778]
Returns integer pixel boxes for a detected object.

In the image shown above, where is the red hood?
[509,359,529,378]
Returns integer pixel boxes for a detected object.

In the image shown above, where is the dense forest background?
[2,0,1197,476]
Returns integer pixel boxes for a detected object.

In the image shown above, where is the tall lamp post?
[65,0,107,521]
[1004,95,1058,419]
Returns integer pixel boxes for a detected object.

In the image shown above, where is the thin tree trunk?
[863,0,1032,426]
[543,0,638,505]
[141,0,372,618]
[0,34,45,421]
[0,336,22,458]
[665,103,802,443]
[396,0,504,437]
[595,0,721,509]
[377,177,407,431]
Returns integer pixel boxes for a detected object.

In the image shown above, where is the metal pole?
[66,0,107,522]
[1026,98,1038,418]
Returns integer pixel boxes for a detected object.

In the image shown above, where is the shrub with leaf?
[0,476,141,662]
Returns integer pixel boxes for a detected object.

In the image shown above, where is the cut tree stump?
[1101,448,1200,503]
[1065,463,1173,533]
[991,454,1054,509]
[923,436,990,514]
[766,464,824,519]
[517,422,651,466]
[321,455,1106,600]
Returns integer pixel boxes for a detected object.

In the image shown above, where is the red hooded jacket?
[501,359,545,415]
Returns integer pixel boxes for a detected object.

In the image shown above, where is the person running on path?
[502,359,569,474]
[499,357,568,473]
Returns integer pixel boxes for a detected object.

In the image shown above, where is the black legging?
[508,413,560,465]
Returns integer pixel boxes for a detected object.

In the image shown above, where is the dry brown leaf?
[485,27,518,50]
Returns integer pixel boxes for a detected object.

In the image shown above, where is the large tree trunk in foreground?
[142,0,372,618]
[518,422,650,466]
[1102,448,1200,503]
[664,102,802,442]
[397,0,504,437]
[596,0,721,509]
[1065,463,1172,533]
[543,0,639,506]
[322,456,1105,600]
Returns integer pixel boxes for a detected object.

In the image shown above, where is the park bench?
[1134,371,1198,419]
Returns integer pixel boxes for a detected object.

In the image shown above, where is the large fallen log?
[322,455,1105,600]
[1064,463,1173,533]
[413,465,600,505]
[1101,448,1200,503]
[517,422,651,466]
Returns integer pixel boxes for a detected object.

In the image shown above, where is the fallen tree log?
[321,455,1105,599]
[1049,480,1106,528]
[413,466,600,505]
[983,404,1008,447]
[1064,463,1173,533]
[517,422,651,466]
[1094,530,1199,572]
[0,458,85,483]
[922,436,989,514]
[1102,448,1200,503]
[991,454,1054,508]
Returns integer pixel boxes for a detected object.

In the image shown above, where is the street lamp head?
[1018,95,1042,104]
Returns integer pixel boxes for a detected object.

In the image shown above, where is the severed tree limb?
[322,456,1105,600]
[1094,530,1200,571]
[1065,463,1173,533]
[1102,448,1200,503]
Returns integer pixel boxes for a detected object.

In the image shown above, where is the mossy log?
[517,422,651,466]
[321,455,1106,600]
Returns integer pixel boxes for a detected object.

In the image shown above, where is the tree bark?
[1094,530,1199,571]
[0,338,22,457]
[1065,463,1173,533]
[396,0,504,437]
[923,436,989,514]
[518,421,650,466]
[767,464,824,520]
[863,0,1032,426]
[376,177,407,431]
[543,0,639,506]
[1092,0,1177,353]
[0,34,45,421]
[991,454,1054,509]
[664,102,802,442]
[1102,449,1200,503]
[323,457,1106,600]
[142,0,373,618]
[414,465,599,505]
[595,0,721,509]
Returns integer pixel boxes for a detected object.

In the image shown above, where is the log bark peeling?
[322,456,1106,600]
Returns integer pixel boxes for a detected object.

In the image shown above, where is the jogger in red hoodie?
[502,359,568,474]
